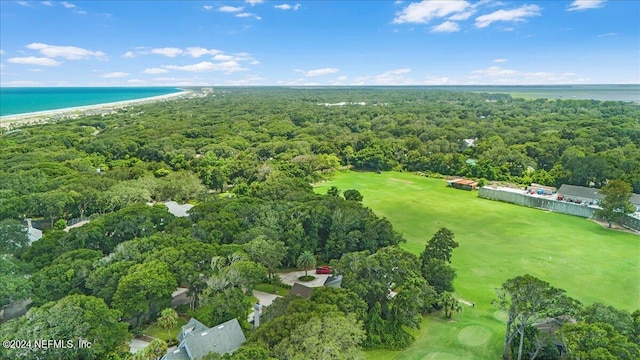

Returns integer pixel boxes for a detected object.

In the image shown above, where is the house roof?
[559,184,640,206]
[177,318,208,342]
[162,347,190,360]
[288,282,314,299]
[323,275,343,288]
[558,184,602,199]
[181,318,246,359]
[162,201,194,218]
[27,226,42,244]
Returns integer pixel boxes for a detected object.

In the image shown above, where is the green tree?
[133,338,168,360]
[419,228,459,294]
[157,308,179,340]
[438,291,463,319]
[53,218,67,230]
[495,274,581,360]
[595,180,636,228]
[0,256,32,317]
[274,314,365,360]
[112,260,177,326]
[343,189,363,202]
[561,322,640,360]
[244,237,287,291]
[296,251,316,277]
[191,287,250,328]
[0,219,29,255]
[0,294,130,360]
[327,186,341,197]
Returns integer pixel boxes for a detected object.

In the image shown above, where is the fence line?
[478,187,640,232]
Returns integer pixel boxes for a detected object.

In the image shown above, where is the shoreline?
[0,89,190,129]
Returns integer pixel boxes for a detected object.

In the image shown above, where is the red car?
[315,266,332,274]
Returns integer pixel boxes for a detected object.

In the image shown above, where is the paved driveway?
[253,290,280,307]
[278,270,330,287]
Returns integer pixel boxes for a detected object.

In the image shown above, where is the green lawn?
[315,171,640,360]
[144,316,189,341]
[254,283,291,296]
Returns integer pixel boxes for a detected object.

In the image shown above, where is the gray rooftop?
[559,184,640,206]
[162,347,190,360]
[163,201,194,217]
[289,282,314,299]
[178,318,208,342]
[181,318,246,359]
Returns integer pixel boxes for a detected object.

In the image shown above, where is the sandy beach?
[0,89,190,129]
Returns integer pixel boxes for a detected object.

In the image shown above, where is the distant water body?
[0,87,182,116]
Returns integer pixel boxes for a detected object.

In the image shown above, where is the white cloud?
[597,32,617,37]
[41,1,53,5]
[203,5,213,10]
[123,51,136,58]
[26,43,105,60]
[250,60,260,65]
[374,68,412,84]
[475,4,541,28]
[468,66,590,84]
[128,79,147,85]
[246,0,264,5]
[75,10,87,15]
[431,21,460,33]
[236,12,261,19]
[304,68,340,77]
[213,54,238,61]
[448,10,474,21]
[275,3,301,10]
[394,1,471,24]
[17,1,32,7]
[164,61,248,73]
[151,47,183,57]
[185,47,221,57]
[219,5,244,12]
[8,56,61,66]
[101,71,129,78]
[2,80,42,86]
[142,67,169,74]
[567,0,606,11]
[493,58,508,63]
[0,49,4,55]
[61,1,76,8]
[423,75,451,85]
[28,68,43,72]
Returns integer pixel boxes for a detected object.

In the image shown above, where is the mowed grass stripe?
[315,171,640,360]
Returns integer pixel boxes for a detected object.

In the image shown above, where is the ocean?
[0,85,638,117]
[0,87,182,116]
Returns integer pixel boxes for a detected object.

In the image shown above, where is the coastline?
[0,89,190,129]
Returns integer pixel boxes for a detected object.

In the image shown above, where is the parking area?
[278,270,331,287]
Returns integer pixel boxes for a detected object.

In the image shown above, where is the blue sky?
[0,0,638,86]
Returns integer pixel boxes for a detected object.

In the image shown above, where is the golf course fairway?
[314,171,640,360]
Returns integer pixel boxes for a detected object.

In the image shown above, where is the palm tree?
[296,251,316,277]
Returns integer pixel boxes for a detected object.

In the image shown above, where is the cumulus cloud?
[423,75,451,85]
[567,0,606,11]
[493,58,508,63]
[185,47,221,57]
[61,1,76,8]
[17,1,32,7]
[203,5,213,10]
[26,43,105,60]
[164,61,248,73]
[303,68,340,77]
[101,72,129,78]
[394,0,470,24]
[219,5,244,12]
[142,67,169,74]
[431,21,460,33]
[250,60,260,65]
[0,49,4,55]
[246,0,263,5]
[123,51,136,58]
[275,3,301,11]
[475,4,541,28]
[151,47,183,57]
[41,1,53,5]
[8,56,61,66]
